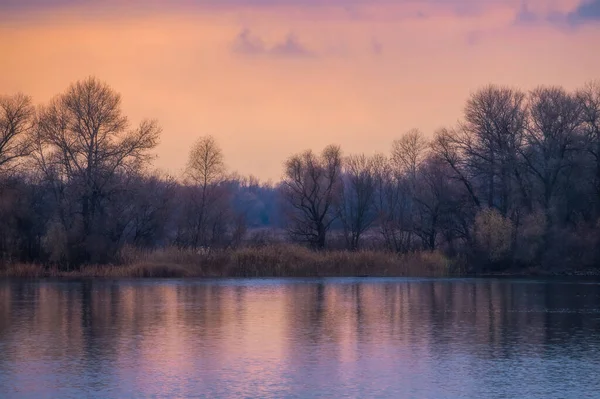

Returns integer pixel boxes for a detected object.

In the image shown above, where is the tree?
[122,172,176,248]
[282,145,342,249]
[412,156,452,251]
[0,174,51,263]
[431,127,481,209]
[178,135,230,248]
[0,93,34,173]
[0,94,38,263]
[473,208,514,265]
[461,85,528,215]
[391,128,428,181]
[34,76,161,264]
[388,129,429,249]
[186,135,225,186]
[577,81,600,216]
[521,86,582,215]
[338,154,377,250]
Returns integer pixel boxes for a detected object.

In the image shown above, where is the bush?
[473,208,514,266]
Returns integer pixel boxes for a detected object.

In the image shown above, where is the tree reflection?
[0,279,599,397]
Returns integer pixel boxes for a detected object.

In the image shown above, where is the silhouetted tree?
[577,81,600,217]
[177,135,231,249]
[282,145,342,249]
[0,93,34,173]
[1,77,600,272]
[34,77,160,264]
[338,154,377,250]
[522,86,582,217]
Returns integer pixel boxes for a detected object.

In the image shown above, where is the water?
[1,278,599,399]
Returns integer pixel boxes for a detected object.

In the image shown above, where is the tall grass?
[0,245,454,278]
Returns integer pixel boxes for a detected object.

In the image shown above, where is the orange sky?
[1,0,599,181]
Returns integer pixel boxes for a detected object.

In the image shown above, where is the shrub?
[473,208,514,265]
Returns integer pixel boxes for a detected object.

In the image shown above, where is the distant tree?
[412,156,452,251]
[282,145,342,249]
[577,81,600,215]
[1,77,600,272]
[338,154,377,250]
[462,85,528,215]
[34,76,161,264]
[521,86,582,215]
[0,93,34,173]
[124,172,176,248]
[0,174,50,263]
[178,135,231,248]
[431,127,481,209]
[391,128,428,181]
[389,129,429,248]
[370,153,412,252]
[0,93,38,262]
[186,135,226,187]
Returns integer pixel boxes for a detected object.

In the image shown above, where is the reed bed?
[0,245,454,278]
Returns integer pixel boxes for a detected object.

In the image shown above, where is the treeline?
[1,77,599,272]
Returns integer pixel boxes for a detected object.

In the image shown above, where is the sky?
[1,0,600,181]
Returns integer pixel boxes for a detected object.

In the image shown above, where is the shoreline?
[1,245,454,279]
[2,272,599,280]
[1,245,598,279]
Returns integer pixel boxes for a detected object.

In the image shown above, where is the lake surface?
[1,278,599,399]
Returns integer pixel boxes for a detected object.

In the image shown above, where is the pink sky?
[1,0,599,180]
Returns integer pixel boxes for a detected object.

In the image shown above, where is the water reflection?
[0,278,599,398]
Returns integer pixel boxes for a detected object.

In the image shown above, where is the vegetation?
[0,245,453,278]
[1,77,600,277]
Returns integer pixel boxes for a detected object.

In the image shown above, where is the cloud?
[511,1,600,28]
[512,0,600,27]
[567,0,600,24]
[0,0,459,7]
[231,29,314,58]
[513,1,538,25]
[0,0,526,16]
[270,33,314,57]
[232,28,266,54]
[6,0,581,31]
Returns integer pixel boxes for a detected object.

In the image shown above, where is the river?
[0,278,599,398]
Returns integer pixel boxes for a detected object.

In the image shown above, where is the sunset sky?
[1,0,599,181]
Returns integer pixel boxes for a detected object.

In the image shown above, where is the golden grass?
[0,245,455,278]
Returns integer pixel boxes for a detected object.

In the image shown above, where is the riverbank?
[0,245,456,278]
[474,268,600,278]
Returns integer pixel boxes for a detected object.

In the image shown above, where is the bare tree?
[411,155,455,251]
[431,127,481,208]
[125,172,177,248]
[462,85,528,215]
[0,94,36,262]
[186,136,225,186]
[338,154,377,250]
[0,93,34,173]
[388,129,430,249]
[391,128,428,181]
[34,77,161,263]
[432,86,528,215]
[282,145,342,249]
[577,81,600,212]
[1,78,600,273]
[179,135,230,248]
[521,86,582,213]
[369,153,414,252]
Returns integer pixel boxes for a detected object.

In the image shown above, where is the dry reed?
[0,245,454,278]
